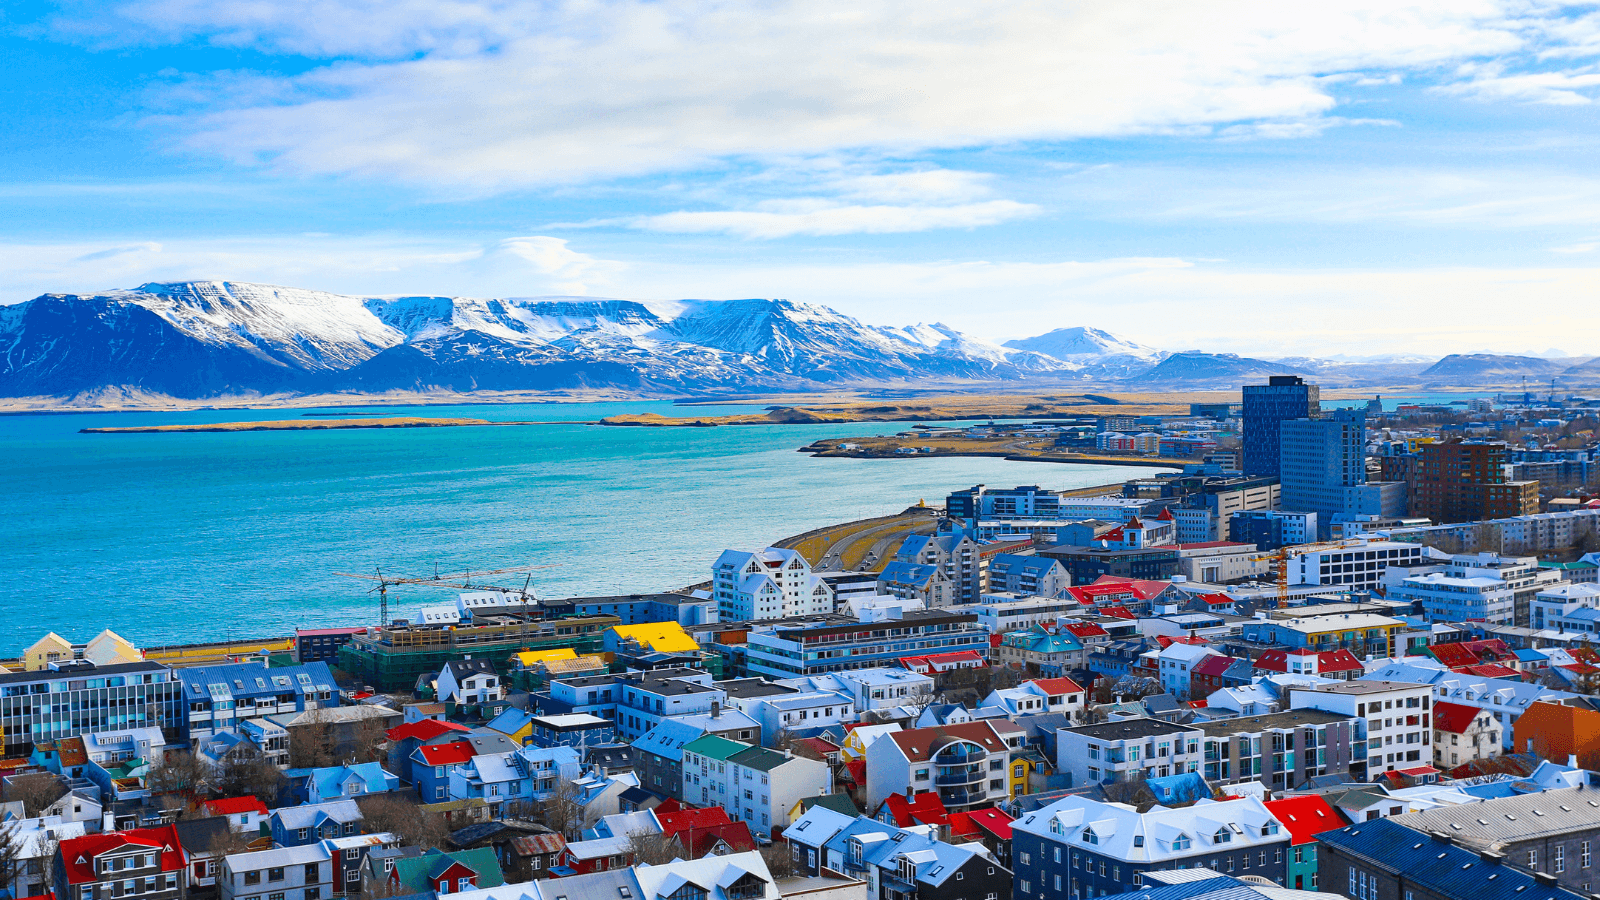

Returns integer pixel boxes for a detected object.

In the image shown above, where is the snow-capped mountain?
[0,281,1081,399]
[1003,326,1164,364]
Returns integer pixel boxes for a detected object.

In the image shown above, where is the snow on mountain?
[1419,353,1567,384]
[0,282,1076,399]
[1004,326,1163,363]
[1127,351,1301,386]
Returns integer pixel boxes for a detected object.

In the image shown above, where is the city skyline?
[4,2,1600,357]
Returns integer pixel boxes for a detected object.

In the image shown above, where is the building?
[1243,375,1320,478]
[776,668,935,712]
[1394,572,1517,625]
[387,848,504,896]
[986,554,1071,599]
[875,562,956,608]
[1284,540,1430,590]
[525,713,615,749]
[55,827,186,900]
[713,548,834,621]
[294,627,367,664]
[793,814,1009,900]
[1431,700,1502,769]
[1363,659,1574,749]
[1229,510,1318,551]
[1261,794,1347,891]
[1194,708,1356,790]
[337,615,617,693]
[1412,439,1541,523]
[1240,613,1406,659]
[1280,409,1403,534]
[1173,542,1268,584]
[219,844,338,900]
[1035,545,1181,585]
[680,734,830,835]
[896,533,982,604]
[435,660,504,706]
[1287,680,1435,780]
[1056,718,1203,786]
[1532,583,1600,632]
[0,661,182,757]
[865,720,1022,811]
[177,661,340,743]
[1383,507,1600,557]
[1511,702,1600,765]
[946,484,1063,522]
[269,801,364,848]
[1317,817,1588,900]
[1012,794,1290,899]
[743,611,988,679]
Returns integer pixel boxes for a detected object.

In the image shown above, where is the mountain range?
[0,281,1595,402]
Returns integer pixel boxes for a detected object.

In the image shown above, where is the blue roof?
[1123,874,1305,900]
[1316,818,1586,900]
[309,762,398,799]
[1145,771,1211,805]
[1564,608,1600,621]
[177,660,338,703]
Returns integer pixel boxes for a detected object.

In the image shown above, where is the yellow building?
[22,633,74,670]
[84,630,141,667]
[840,723,902,763]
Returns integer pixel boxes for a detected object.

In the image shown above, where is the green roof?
[683,733,749,760]
[1541,561,1597,570]
[729,745,788,772]
[799,794,860,816]
[391,848,504,893]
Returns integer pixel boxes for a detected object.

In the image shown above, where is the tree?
[0,818,22,899]
[147,751,211,797]
[358,794,450,850]
[537,779,585,840]
[4,774,67,818]
[289,708,341,770]
[625,829,682,866]
[213,749,287,804]
[349,712,391,765]
[759,841,797,879]
[1091,676,1117,706]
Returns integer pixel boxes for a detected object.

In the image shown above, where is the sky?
[4,1,1600,358]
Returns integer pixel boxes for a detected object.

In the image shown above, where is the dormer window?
[1081,828,1099,845]
[1172,835,1191,850]
[1213,828,1232,844]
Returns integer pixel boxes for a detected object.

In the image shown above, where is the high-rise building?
[1412,439,1540,524]
[1242,375,1320,477]
[1280,409,1367,518]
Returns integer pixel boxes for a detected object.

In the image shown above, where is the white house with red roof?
[1430,699,1503,769]
[864,720,1023,811]
[1252,648,1365,682]
[981,677,1086,720]
[198,796,270,833]
[898,650,985,675]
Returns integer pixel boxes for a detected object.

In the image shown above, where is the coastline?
[78,417,589,434]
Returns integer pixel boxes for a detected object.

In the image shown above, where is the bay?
[0,401,1171,653]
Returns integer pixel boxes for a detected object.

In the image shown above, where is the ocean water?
[0,401,1170,653]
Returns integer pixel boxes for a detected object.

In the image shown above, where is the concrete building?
[1240,613,1406,659]
[1230,510,1319,551]
[1056,718,1203,786]
[1388,788,1600,897]
[713,548,834,622]
[1,661,182,757]
[1280,409,1406,536]
[1315,817,1588,900]
[1531,583,1600,632]
[875,562,956,608]
[1285,539,1431,590]
[1194,709,1356,791]
[1243,375,1320,478]
[986,554,1071,598]
[681,734,830,835]
[1174,542,1268,583]
[178,661,339,743]
[1287,679,1435,780]
[1393,572,1516,625]
[864,720,1023,811]
[743,611,987,679]
[895,533,981,604]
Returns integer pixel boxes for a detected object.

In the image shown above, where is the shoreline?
[79,417,594,434]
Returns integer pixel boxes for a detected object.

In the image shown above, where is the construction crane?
[1248,540,1363,610]
[336,564,554,626]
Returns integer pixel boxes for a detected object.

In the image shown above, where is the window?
[1530,849,1539,868]
[1583,840,1592,868]
[244,872,262,886]
[1556,846,1566,874]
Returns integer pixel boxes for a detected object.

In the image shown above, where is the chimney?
[1571,754,1579,768]
[711,701,720,719]
[1535,873,1559,886]
[1429,831,1453,845]
[1479,850,1504,865]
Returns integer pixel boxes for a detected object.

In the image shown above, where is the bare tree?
[759,841,797,878]
[214,748,287,803]
[537,779,585,840]
[1091,676,1117,706]
[289,707,341,770]
[0,818,22,899]
[358,794,450,850]
[625,829,681,866]
[4,774,67,818]
[350,714,391,765]
[147,751,211,797]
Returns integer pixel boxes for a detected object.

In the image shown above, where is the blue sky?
[4,0,1600,357]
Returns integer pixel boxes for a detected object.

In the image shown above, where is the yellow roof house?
[605,622,700,654]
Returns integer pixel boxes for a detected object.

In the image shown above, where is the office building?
[1412,439,1541,524]
[1243,375,1320,478]
[742,611,987,679]
[1229,509,1319,550]
[1056,718,1203,786]
[0,661,183,757]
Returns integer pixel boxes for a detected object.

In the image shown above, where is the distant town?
[7,374,1600,900]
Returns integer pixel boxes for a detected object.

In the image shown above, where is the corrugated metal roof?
[1390,786,1600,850]
[1317,818,1585,900]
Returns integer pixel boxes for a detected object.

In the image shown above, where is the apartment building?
[1390,789,1600,897]
[681,734,830,835]
[0,661,183,757]
[896,533,982,604]
[712,548,834,622]
[178,661,339,743]
[220,845,335,900]
[55,827,186,900]
[1195,709,1356,790]
[774,667,935,712]
[1411,439,1541,523]
[1288,680,1433,780]
[1056,718,1203,786]
[973,597,1085,633]
[1240,613,1406,660]
[875,562,956,608]
[1285,540,1430,590]
[743,611,988,679]
[864,720,1023,811]
[986,554,1070,599]
[1012,795,1290,899]
[1391,551,1566,627]
[1532,583,1600,632]
[1363,658,1574,749]
[1316,817,1587,900]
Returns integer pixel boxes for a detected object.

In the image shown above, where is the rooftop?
[1192,708,1349,737]
[1064,717,1202,740]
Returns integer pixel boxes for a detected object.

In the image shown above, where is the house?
[680,734,831,835]
[1512,701,1600,764]
[1315,817,1589,900]
[4,814,88,900]
[876,562,956,609]
[387,718,472,784]
[197,797,270,834]
[219,836,399,900]
[1432,699,1504,769]
[1261,794,1346,892]
[713,547,835,621]
[864,720,1023,811]
[1250,648,1365,681]
[1056,718,1204,786]
[389,848,505,896]
[630,851,783,900]
[987,554,1070,599]
[633,719,708,801]
[1187,655,1241,697]
[483,708,537,745]
[839,724,902,764]
[1154,643,1221,699]
[436,660,504,706]
[526,714,616,750]
[176,816,241,897]
[775,668,936,712]
[781,805,861,876]
[1012,795,1289,897]
[81,726,166,766]
[55,827,186,900]
[982,678,1085,721]
[293,762,399,804]
[813,815,1011,900]
[898,650,986,675]
[655,806,757,858]
[412,739,478,803]
[269,800,363,848]
[872,791,949,830]
[993,627,1086,678]
[555,835,633,875]
[177,661,339,743]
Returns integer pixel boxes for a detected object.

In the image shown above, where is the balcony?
[939,786,988,806]
[934,765,984,786]
[933,745,985,764]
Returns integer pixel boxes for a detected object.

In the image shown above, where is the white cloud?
[610,199,1040,238]
[73,0,1586,188]
[1439,64,1600,104]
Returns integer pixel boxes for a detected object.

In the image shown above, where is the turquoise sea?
[0,401,1174,654]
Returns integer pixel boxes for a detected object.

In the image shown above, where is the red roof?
[957,806,1014,840]
[1156,508,1174,521]
[680,821,755,857]
[387,719,470,742]
[1569,647,1600,664]
[201,797,269,817]
[794,737,840,756]
[1193,593,1235,605]
[1455,663,1523,680]
[844,759,867,786]
[1061,622,1108,638]
[1398,766,1439,776]
[1030,677,1085,696]
[1190,655,1237,678]
[415,741,476,766]
[1315,649,1365,673]
[888,722,1011,763]
[878,791,949,828]
[60,827,185,886]
[1262,796,1346,846]
[1432,700,1485,734]
[1560,663,1600,676]
[1099,606,1136,620]
[1176,541,1252,550]
[658,806,734,836]
[1090,576,1171,600]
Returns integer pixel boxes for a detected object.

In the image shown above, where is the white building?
[1287,540,1430,590]
[1287,679,1435,779]
[774,668,935,712]
[435,660,502,705]
[1175,542,1269,583]
[713,548,834,621]
[681,733,830,834]
[1362,657,1576,749]
[741,690,857,742]
[1055,718,1203,786]
[982,678,1086,721]
[863,720,1023,811]
[1531,582,1600,631]
[1155,643,1221,699]
[972,596,1086,633]
[1390,572,1515,625]
[1431,700,1503,770]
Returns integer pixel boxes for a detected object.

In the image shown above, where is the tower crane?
[336,564,554,626]
[1248,540,1364,610]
